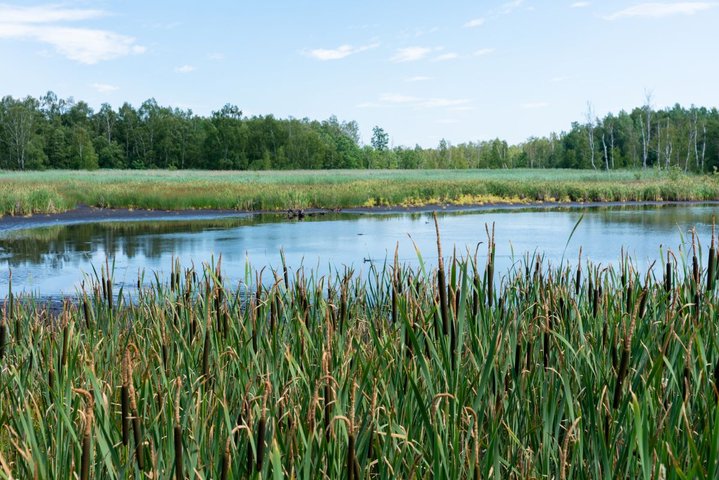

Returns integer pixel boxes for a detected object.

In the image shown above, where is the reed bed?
[0,220,719,478]
[1,168,718,216]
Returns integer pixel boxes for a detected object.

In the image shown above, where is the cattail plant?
[7,270,12,338]
[575,248,582,297]
[221,425,250,480]
[174,377,183,480]
[486,223,496,307]
[201,282,212,380]
[708,223,716,293]
[106,257,113,311]
[4,229,719,478]
[0,304,6,361]
[333,382,359,480]
[82,289,91,329]
[256,379,271,472]
[433,213,449,338]
[664,251,673,297]
[73,388,94,480]
[121,347,134,446]
[613,290,644,409]
[129,372,145,470]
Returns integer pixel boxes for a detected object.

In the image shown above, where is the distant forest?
[1,92,718,172]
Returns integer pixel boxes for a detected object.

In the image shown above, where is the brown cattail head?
[174,377,183,480]
[120,349,131,446]
[174,377,182,425]
[308,380,320,432]
[433,212,449,336]
[708,222,716,292]
[73,388,94,480]
[128,380,145,471]
[256,379,271,472]
[559,417,581,480]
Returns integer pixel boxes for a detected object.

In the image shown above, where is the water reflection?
[0,204,715,296]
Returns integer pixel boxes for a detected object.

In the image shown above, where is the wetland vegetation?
[1,218,718,478]
[2,168,719,217]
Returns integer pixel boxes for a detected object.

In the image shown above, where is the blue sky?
[1,1,718,147]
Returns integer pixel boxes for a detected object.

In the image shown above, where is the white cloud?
[437,118,459,124]
[422,98,471,108]
[380,94,420,104]
[605,2,716,19]
[175,64,195,73]
[305,42,379,60]
[208,52,225,61]
[464,18,486,28]
[0,4,145,64]
[390,46,440,62]
[571,1,591,7]
[405,76,432,82]
[359,93,471,109]
[474,48,495,56]
[471,0,527,27]
[433,52,459,61]
[497,0,525,15]
[398,26,440,39]
[91,83,119,93]
[0,4,106,23]
[521,101,550,109]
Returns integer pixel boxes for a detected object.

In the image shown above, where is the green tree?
[371,126,389,151]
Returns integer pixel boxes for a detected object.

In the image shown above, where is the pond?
[0,203,717,298]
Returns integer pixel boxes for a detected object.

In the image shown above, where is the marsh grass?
[0,225,718,478]
[1,168,718,216]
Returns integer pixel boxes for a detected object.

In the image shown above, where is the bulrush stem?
[74,388,94,480]
[0,305,6,361]
[201,283,212,380]
[665,251,673,297]
[691,230,700,291]
[486,223,495,308]
[174,377,183,480]
[82,290,91,329]
[221,425,250,480]
[613,291,643,409]
[392,244,399,325]
[575,248,582,297]
[256,379,271,472]
[559,418,581,480]
[7,271,12,339]
[433,212,449,338]
[105,256,113,310]
[323,351,332,443]
[60,306,70,377]
[101,267,107,301]
[625,278,633,314]
[129,382,145,471]
[121,350,131,446]
[708,224,716,293]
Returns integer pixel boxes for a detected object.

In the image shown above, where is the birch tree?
[585,102,596,169]
[640,91,652,168]
[1,97,37,170]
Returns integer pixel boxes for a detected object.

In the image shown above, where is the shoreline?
[2,199,718,232]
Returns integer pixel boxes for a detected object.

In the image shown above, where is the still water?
[0,204,717,297]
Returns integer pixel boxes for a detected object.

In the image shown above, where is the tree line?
[0,92,717,171]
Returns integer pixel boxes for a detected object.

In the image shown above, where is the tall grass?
[1,168,718,216]
[0,225,718,478]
